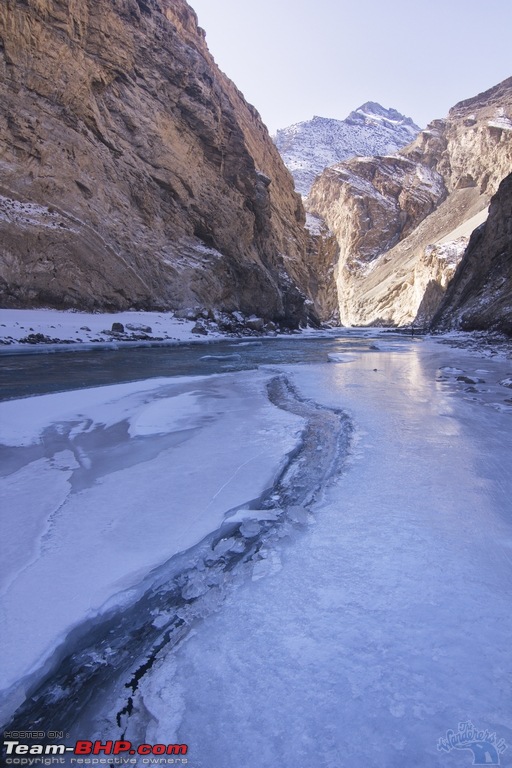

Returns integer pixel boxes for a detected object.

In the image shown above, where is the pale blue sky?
[190,0,512,133]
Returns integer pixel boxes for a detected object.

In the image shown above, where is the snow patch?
[0,194,73,230]
[305,212,327,235]
[128,391,207,437]
[488,108,512,131]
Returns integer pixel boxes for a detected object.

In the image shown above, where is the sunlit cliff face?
[307,77,512,328]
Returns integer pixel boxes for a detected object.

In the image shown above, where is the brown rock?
[307,77,512,326]
[404,78,512,197]
[432,172,512,336]
[308,156,446,269]
[0,0,331,325]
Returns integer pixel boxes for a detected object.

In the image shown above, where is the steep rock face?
[326,189,484,327]
[0,0,327,324]
[308,156,446,269]
[403,78,512,196]
[308,78,512,326]
[304,214,340,324]
[432,172,512,335]
[273,103,420,196]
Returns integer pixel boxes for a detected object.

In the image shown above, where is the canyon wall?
[432,172,512,335]
[308,78,512,326]
[0,0,333,325]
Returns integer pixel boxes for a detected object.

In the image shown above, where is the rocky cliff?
[273,103,420,196]
[307,78,512,326]
[432,172,512,335]
[0,0,330,325]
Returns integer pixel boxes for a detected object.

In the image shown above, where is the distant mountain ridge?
[273,103,420,195]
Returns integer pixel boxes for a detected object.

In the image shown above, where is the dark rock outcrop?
[0,0,331,325]
[432,172,512,335]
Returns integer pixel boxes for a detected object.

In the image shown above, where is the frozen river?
[1,331,511,767]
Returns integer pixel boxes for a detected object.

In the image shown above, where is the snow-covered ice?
[327,352,358,362]
[0,371,303,716]
[112,339,512,767]
[1,334,512,767]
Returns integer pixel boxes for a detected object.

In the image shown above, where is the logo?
[2,739,188,765]
[437,721,507,765]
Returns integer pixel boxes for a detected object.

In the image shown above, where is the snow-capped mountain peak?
[348,101,419,130]
[273,103,421,196]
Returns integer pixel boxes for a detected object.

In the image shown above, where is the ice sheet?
[137,340,512,767]
[0,371,304,699]
[0,377,174,446]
